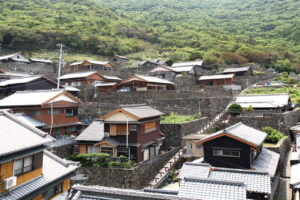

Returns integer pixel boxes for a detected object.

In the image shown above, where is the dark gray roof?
[69,185,197,200]
[76,120,104,142]
[121,105,164,119]
[198,122,267,147]
[178,177,247,200]
[178,163,211,179]
[0,150,78,200]
[251,148,280,177]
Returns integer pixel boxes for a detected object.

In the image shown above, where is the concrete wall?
[160,117,210,149]
[73,147,180,189]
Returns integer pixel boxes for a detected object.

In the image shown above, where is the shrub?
[228,104,242,116]
[262,126,285,144]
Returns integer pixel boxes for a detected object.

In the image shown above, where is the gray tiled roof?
[14,113,46,127]
[121,105,164,119]
[209,168,271,194]
[0,111,54,157]
[198,122,267,147]
[222,66,251,73]
[178,163,211,179]
[251,148,280,177]
[178,177,247,200]
[76,120,104,142]
[179,162,271,195]
[172,60,203,67]
[0,150,78,200]
[69,185,197,200]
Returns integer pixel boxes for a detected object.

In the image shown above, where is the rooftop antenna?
[57,43,63,89]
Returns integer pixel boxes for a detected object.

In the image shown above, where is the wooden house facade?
[0,90,82,138]
[68,60,113,72]
[199,74,234,89]
[0,76,58,97]
[76,105,165,162]
[117,74,175,92]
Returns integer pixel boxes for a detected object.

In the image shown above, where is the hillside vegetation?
[1,0,300,70]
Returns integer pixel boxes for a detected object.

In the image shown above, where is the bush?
[228,104,242,116]
[68,153,135,168]
[262,126,285,144]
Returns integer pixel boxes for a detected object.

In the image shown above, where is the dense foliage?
[1,0,300,68]
[161,112,201,124]
[262,126,285,144]
[68,153,135,168]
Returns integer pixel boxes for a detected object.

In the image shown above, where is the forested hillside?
[0,0,300,71]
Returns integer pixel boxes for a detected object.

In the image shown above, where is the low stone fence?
[73,147,180,189]
[51,144,74,159]
[160,117,210,148]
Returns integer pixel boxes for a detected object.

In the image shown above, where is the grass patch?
[161,112,201,124]
[242,86,300,104]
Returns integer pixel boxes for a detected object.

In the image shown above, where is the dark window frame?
[13,155,34,176]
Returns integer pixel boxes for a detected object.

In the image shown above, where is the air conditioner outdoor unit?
[2,176,17,190]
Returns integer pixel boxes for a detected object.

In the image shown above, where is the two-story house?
[76,105,165,162]
[59,71,121,87]
[195,122,280,177]
[0,89,82,138]
[0,110,78,200]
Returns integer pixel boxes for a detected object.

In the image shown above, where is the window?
[65,109,78,117]
[101,147,114,156]
[130,125,137,131]
[71,81,82,86]
[196,144,203,150]
[66,127,77,133]
[48,109,59,115]
[43,183,62,199]
[14,156,33,176]
[31,110,41,116]
[213,149,240,158]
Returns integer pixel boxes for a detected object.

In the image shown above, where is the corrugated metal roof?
[172,60,203,67]
[251,148,280,177]
[0,53,30,63]
[14,113,46,127]
[0,111,53,156]
[133,74,174,85]
[168,66,194,73]
[64,86,81,92]
[222,66,250,73]
[0,76,41,86]
[0,89,79,107]
[0,150,78,200]
[59,71,98,79]
[198,122,267,147]
[236,93,290,108]
[178,177,247,200]
[76,120,104,142]
[94,82,117,87]
[199,74,234,81]
[121,105,164,119]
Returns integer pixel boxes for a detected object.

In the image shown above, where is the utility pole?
[126,116,131,162]
[57,43,63,89]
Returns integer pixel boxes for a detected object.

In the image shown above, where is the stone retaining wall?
[50,144,74,159]
[73,147,180,189]
[0,62,57,74]
[160,117,210,149]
